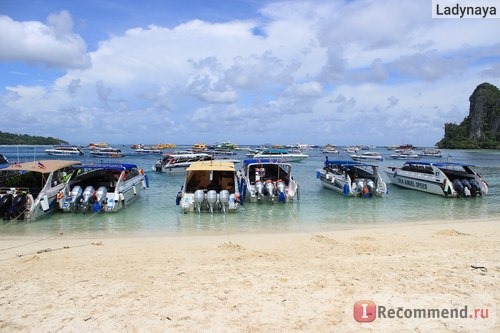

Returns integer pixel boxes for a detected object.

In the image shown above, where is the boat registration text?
[397,178,428,190]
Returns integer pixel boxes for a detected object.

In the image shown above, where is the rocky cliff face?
[437,82,500,149]
[468,83,499,142]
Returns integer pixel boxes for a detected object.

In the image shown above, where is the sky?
[1,0,499,146]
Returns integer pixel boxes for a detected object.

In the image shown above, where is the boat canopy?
[404,161,476,167]
[2,160,82,173]
[325,160,379,168]
[186,160,235,172]
[76,163,138,171]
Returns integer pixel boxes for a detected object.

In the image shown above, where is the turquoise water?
[0,145,499,236]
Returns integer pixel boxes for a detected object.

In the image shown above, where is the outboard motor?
[265,180,275,201]
[255,181,264,200]
[469,179,481,197]
[0,194,13,219]
[354,179,365,197]
[219,190,230,214]
[276,180,286,203]
[452,179,464,197]
[154,160,162,172]
[366,180,375,197]
[81,186,95,212]
[193,189,205,213]
[461,179,471,197]
[70,186,83,205]
[9,194,27,219]
[206,190,218,213]
[93,186,108,212]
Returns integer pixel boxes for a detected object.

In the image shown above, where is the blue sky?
[1,0,499,146]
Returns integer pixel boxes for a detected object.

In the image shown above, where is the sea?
[0,145,499,237]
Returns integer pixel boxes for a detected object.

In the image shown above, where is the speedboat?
[321,144,339,154]
[390,149,419,159]
[316,160,387,197]
[176,160,239,213]
[237,159,299,203]
[191,143,208,152]
[0,160,82,221]
[45,145,84,156]
[253,148,308,162]
[89,147,123,158]
[153,152,215,173]
[135,147,162,154]
[384,161,488,197]
[350,151,384,162]
[59,163,149,213]
[418,148,443,158]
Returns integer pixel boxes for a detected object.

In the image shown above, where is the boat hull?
[384,170,455,197]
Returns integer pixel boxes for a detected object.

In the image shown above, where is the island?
[0,131,68,145]
[436,82,500,149]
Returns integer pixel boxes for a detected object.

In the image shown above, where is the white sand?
[0,219,498,332]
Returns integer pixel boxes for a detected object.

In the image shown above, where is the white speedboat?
[59,163,149,213]
[153,152,215,173]
[176,160,239,213]
[253,148,308,162]
[390,149,419,159]
[45,145,84,156]
[316,160,387,197]
[89,147,123,158]
[321,144,339,154]
[418,148,443,158]
[350,151,384,162]
[384,161,488,197]
[135,147,162,154]
[0,160,82,221]
[237,159,299,203]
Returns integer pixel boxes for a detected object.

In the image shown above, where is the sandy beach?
[0,218,498,332]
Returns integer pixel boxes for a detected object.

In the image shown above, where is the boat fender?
[40,195,50,212]
[144,174,149,188]
[278,192,286,203]
[316,170,320,179]
[57,191,64,201]
[133,185,137,195]
[343,182,350,196]
[92,202,102,213]
[325,173,329,180]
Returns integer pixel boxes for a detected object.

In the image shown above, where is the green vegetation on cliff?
[0,131,68,145]
[437,82,500,149]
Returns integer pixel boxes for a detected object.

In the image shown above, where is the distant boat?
[390,149,419,159]
[350,151,384,162]
[45,145,84,156]
[153,152,215,173]
[418,148,443,158]
[89,147,123,158]
[253,148,308,162]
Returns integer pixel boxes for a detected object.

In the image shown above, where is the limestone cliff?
[437,82,500,149]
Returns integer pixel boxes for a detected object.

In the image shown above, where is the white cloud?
[0,0,499,145]
[0,11,91,69]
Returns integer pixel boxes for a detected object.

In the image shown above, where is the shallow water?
[0,145,498,236]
